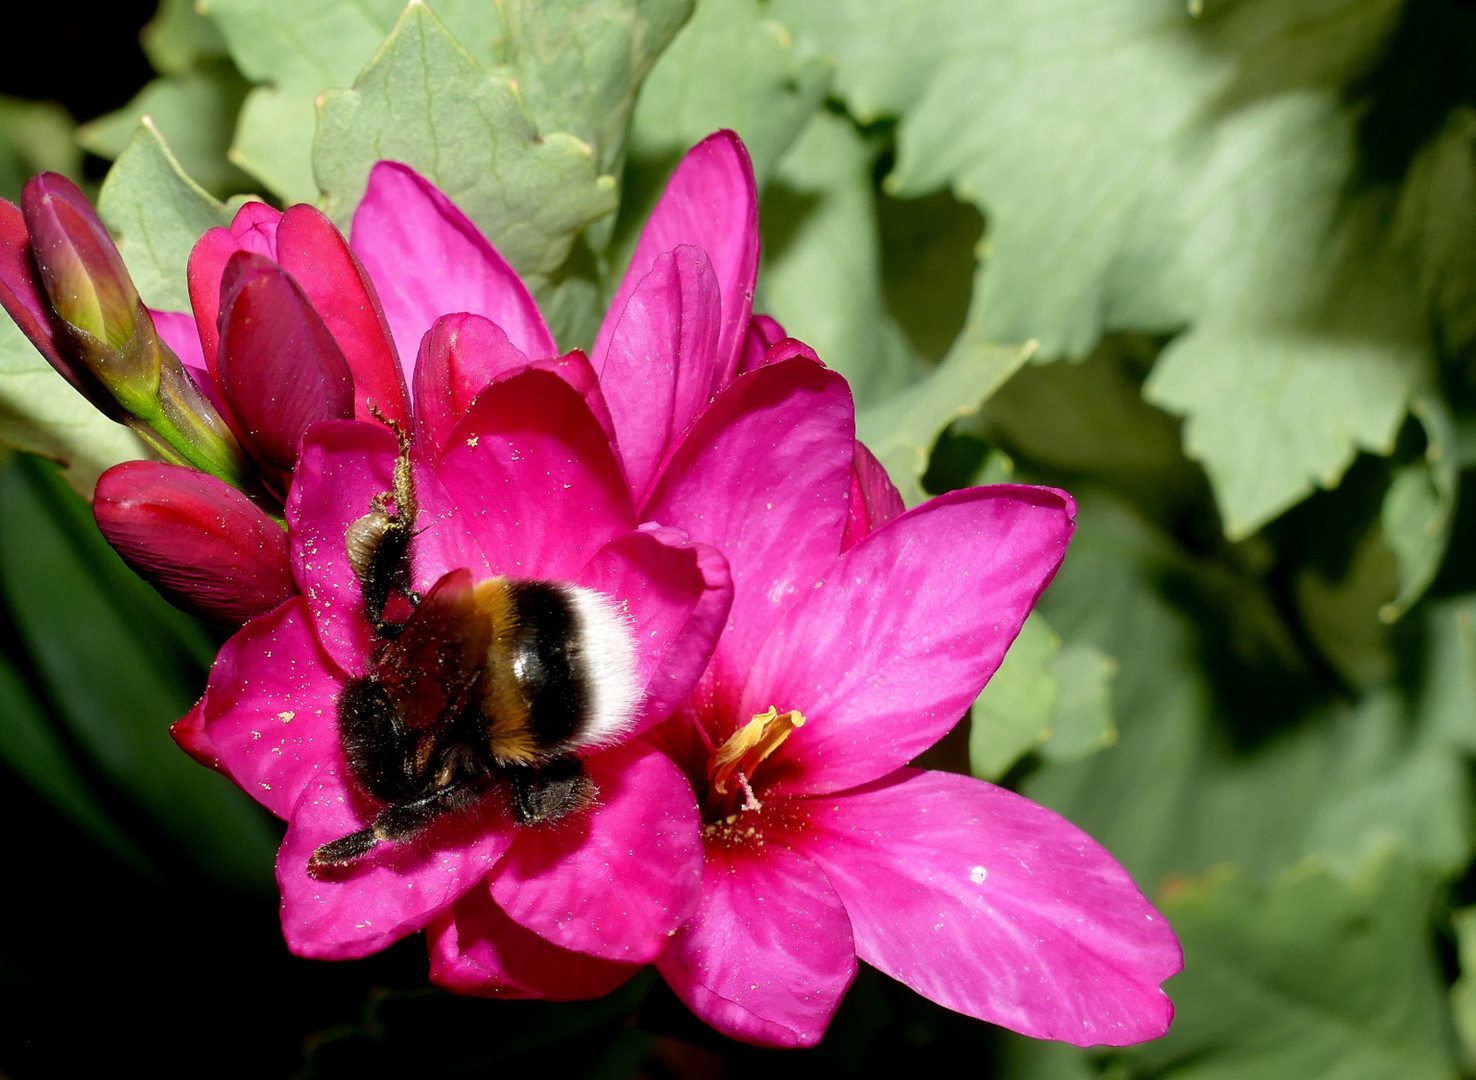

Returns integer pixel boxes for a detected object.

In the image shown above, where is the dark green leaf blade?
[0,455,276,889]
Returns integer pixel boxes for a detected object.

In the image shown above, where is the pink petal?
[841,440,905,551]
[573,526,732,730]
[277,758,516,960]
[788,770,1180,1045]
[351,161,556,382]
[276,204,409,426]
[94,460,295,624]
[737,313,786,376]
[151,307,231,420]
[412,313,530,453]
[435,368,632,582]
[229,200,282,255]
[151,308,206,373]
[0,197,85,393]
[656,841,856,1048]
[526,349,619,450]
[743,486,1076,798]
[594,131,758,391]
[216,251,355,474]
[490,741,703,963]
[170,597,340,818]
[412,322,617,461]
[429,885,641,1000]
[644,356,854,687]
[288,420,488,675]
[186,201,282,377]
[599,246,722,503]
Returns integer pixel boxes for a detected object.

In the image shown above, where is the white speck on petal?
[969,866,988,885]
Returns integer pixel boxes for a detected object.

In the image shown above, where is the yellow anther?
[709,706,805,796]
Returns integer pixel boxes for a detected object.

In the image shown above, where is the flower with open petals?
[642,363,1180,1047]
[430,336,1182,1042]
[174,359,732,967]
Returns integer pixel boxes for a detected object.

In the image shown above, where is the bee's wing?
[378,567,491,730]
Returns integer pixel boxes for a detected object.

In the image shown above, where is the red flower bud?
[216,251,356,479]
[94,460,295,624]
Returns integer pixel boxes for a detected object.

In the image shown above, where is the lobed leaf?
[0,96,82,203]
[96,118,237,313]
[315,1,616,278]
[1026,492,1474,887]
[495,0,693,176]
[630,0,831,189]
[204,0,502,202]
[775,0,1447,538]
[856,335,1031,508]
[78,61,255,197]
[1127,851,1458,1080]
[142,0,231,77]
[759,110,916,407]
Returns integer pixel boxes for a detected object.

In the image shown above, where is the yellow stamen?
[709,706,805,797]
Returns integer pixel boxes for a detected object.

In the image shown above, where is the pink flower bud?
[94,460,295,623]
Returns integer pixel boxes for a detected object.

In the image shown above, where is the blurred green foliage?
[4,0,1476,1076]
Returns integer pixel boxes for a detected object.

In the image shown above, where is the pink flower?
[175,354,733,967]
[635,364,1181,1047]
[390,134,1179,1040]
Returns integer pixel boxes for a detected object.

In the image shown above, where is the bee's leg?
[306,784,483,876]
[508,757,598,825]
[307,826,380,873]
[347,412,420,634]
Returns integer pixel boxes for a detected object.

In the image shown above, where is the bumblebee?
[308,423,639,874]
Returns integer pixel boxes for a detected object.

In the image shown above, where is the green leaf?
[1126,851,1458,1080]
[630,0,831,188]
[0,648,155,875]
[142,0,231,76]
[1039,642,1118,765]
[1416,597,1476,758]
[968,612,1059,781]
[1293,517,1399,690]
[970,613,1118,781]
[0,315,147,498]
[760,109,916,408]
[1394,106,1476,357]
[0,455,276,889]
[495,0,693,176]
[1379,393,1458,622]
[1451,907,1476,1074]
[205,0,503,201]
[856,335,1031,507]
[315,0,616,279]
[777,0,1440,538]
[978,335,1206,526]
[0,95,82,202]
[96,119,236,312]
[78,61,255,196]
[1024,491,1474,886]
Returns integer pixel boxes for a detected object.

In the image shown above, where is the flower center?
[701,705,804,840]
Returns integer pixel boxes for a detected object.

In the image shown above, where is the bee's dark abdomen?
[506,581,589,750]
[337,677,416,801]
